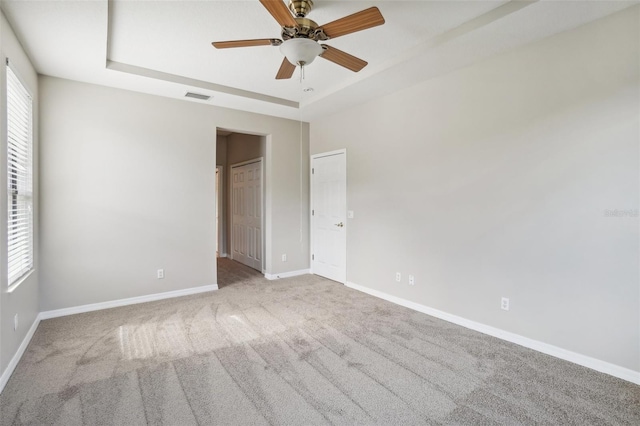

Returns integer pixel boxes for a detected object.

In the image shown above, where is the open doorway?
[216,129,266,286]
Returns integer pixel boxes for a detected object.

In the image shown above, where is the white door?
[311,150,346,283]
[231,159,262,271]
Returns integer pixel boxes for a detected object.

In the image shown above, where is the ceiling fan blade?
[319,7,385,39]
[320,45,367,72]
[212,39,280,49]
[259,0,298,28]
[276,57,296,79]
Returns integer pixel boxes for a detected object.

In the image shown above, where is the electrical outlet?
[409,275,415,286]
[157,269,164,279]
[282,254,287,262]
[395,272,401,282]
[501,297,510,311]
[13,314,18,332]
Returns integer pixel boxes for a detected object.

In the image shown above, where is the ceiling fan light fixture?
[280,38,323,67]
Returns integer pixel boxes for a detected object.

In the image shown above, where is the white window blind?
[7,61,33,286]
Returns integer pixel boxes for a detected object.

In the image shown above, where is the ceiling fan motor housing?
[282,17,327,41]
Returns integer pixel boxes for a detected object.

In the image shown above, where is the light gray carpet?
[1,258,638,425]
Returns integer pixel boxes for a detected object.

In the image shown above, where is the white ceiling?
[1,0,636,121]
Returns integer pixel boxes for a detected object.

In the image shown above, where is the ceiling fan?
[212,0,385,80]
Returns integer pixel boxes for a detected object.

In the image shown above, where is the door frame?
[229,157,265,273]
[215,165,224,257]
[310,149,347,283]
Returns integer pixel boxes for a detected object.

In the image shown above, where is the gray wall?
[215,135,227,168]
[310,8,639,372]
[0,11,39,379]
[227,133,262,167]
[39,76,310,311]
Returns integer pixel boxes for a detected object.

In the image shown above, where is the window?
[6,60,33,286]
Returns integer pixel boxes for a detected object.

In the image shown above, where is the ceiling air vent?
[185,92,211,101]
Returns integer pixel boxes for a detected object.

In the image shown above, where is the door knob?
[335,222,344,227]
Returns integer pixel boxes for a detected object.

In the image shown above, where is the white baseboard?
[0,313,41,393]
[345,281,640,386]
[265,269,310,280]
[40,284,218,320]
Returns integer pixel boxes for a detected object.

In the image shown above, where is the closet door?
[231,159,262,271]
